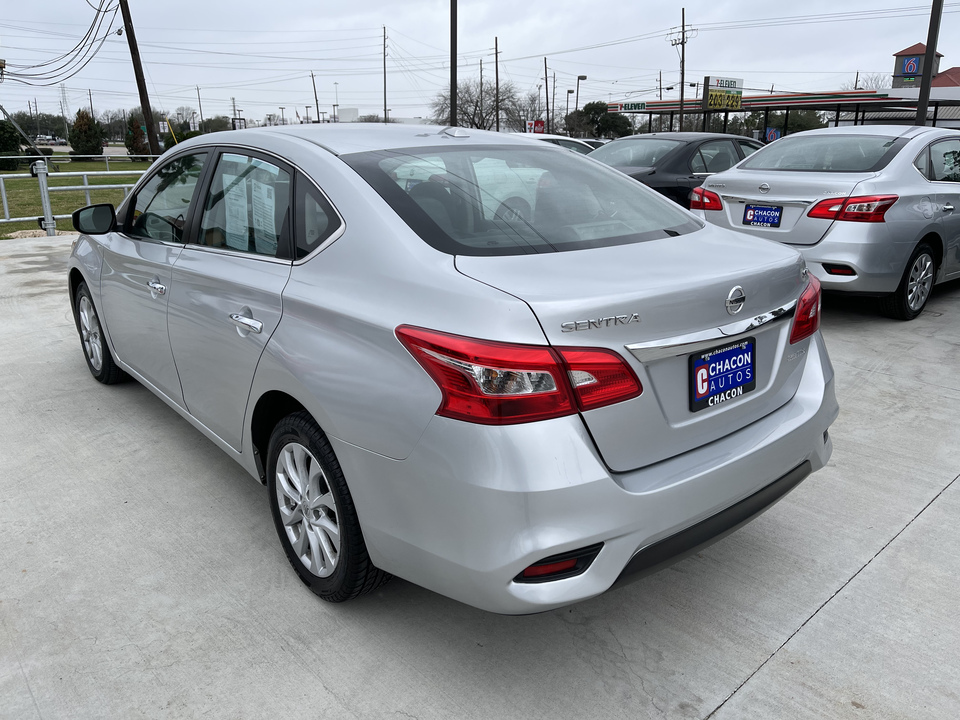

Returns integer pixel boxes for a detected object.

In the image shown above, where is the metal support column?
[723,111,728,133]
[783,107,790,136]
[835,105,841,127]
[34,161,56,236]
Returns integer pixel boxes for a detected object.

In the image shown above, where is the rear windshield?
[343,145,700,256]
[588,138,684,168]
[740,134,906,172]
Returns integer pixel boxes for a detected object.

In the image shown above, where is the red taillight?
[395,326,642,425]
[807,194,897,223]
[557,347,643,411]
[690,187,723,211]
[789,274,821,344]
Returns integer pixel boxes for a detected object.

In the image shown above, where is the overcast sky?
[2,1,958,125]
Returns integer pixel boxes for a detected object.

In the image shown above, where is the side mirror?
[72,204,117,235]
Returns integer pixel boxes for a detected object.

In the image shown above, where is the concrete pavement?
[1,234,958,719]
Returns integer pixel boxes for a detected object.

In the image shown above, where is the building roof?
[933,67,960,87]
[894,43,943,57]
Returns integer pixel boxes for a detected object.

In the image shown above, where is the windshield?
[588,138,684,168]
[740,134,905,172]
[344,145,700,256]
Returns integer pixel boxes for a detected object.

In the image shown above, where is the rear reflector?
[807,194,898,223]
[515,543,604,583]
[690,187,723,211]
[396,326,641,425]
[789,274,821,344]
[822,263,856,276]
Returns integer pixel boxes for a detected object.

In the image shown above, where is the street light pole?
[333,82,339,122]
[575,75,587,136]
[566,89,574,134]
[279,107,285,125]
[305,106,311,123]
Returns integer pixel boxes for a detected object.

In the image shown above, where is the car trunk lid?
[703,170,874,245]
[455,227,809,472]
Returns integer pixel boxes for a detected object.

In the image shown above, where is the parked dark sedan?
[589,132,764,208]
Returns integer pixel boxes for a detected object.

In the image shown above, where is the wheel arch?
[917,231,943,273]
[249,390,309,484]
[67,267,86,328]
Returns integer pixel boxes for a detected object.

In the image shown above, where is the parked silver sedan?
[692,125,960,320]
[67,124,837,614]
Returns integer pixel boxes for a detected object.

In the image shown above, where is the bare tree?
[841,73,891,91]
[431,80,532,131]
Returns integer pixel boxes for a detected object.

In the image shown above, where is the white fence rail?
[0,160,148,235]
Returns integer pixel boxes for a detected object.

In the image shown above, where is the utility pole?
[196,86,204,129]
[450,1,457,126]
[494,37,500,132]
[552,72,557,132]
[915,0,944,125]
[311,71,320,123]
[34,98,41,137]
[232,97,238,119]
[383,27,388,124]
[479,59,483,128]
[544,58,550,133]
[279,107,285,125]
[118,0,160,156]
[670,8,694,132]
[333,82,339,123]
[88,89,94,117]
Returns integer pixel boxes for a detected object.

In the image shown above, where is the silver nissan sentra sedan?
[67,124,837,614]
[692,125,960,320]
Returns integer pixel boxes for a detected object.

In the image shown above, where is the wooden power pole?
[118,0,160,156]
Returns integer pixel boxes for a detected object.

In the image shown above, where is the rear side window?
[740,134,906,172]
[295,177,342,259]
[929,139,960,182]
[691,140,740,174]
[198,153,292,258]
[344,145,700,256]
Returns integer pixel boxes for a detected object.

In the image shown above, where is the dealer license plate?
[743,204,782,227]
[689,338,757,413]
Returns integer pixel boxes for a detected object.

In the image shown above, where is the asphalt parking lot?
[1,233,958,720]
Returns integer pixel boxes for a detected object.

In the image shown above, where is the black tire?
[266,412,390,602]
[74,281,124,384]
[880,242,936,321]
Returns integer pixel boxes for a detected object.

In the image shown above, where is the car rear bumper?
[791,223,917,294]
[333,332,837,614]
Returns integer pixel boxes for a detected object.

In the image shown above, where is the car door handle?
[147,280,166,296]
[229,313,263,334]
[943,204,955,212]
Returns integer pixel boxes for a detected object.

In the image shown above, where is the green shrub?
[0,151,20,171]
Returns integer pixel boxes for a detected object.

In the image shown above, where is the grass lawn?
[1,155,153,238]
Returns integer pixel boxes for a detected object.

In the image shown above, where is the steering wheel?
[494,197,532,224]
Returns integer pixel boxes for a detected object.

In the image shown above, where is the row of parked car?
[524,125,959,321]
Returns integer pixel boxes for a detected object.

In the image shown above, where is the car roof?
[613,132,756,142]
[773,124,960,140]
[174,124,540,157]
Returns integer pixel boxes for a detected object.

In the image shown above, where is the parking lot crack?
[701,470,960,720]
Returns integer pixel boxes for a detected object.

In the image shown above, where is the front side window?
[929,139,960,182]
[198,153,292,258]
[740,134,905,173]
[129,152,207,243]
[344,145,700,256]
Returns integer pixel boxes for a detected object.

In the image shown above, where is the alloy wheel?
[906,252,934,313]
[78,295,104,372]
[275,442,341,578]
